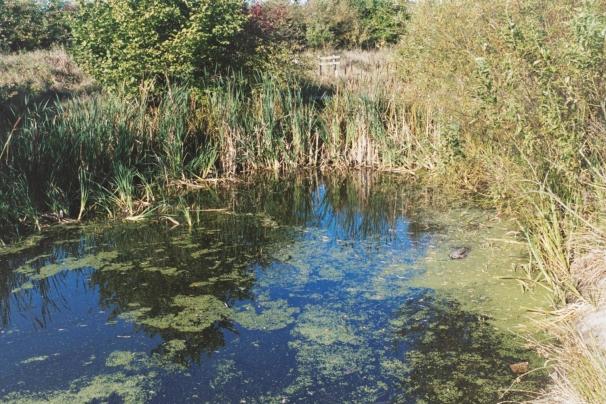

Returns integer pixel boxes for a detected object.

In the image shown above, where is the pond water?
[0,173,547,403]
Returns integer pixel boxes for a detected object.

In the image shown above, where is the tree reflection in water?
[0,172,430,359]
[387,289,545,404]
[0,172,543,402]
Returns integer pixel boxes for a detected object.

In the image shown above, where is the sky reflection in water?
[0,173,546,403]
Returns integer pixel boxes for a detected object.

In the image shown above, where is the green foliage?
[0,71,427,235]
[399,0,606,198]
[0,0,72,52]
[303,0,408,49]
[242,1,308,79]
[70,0,249,88]
[305,0,359,49]
[249,0,306,49]
[354,0,409,48]
[0,170,37,239]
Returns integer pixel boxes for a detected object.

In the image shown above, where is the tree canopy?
[70,0,249,87]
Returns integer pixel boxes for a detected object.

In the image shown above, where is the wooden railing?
[318,55,341,77]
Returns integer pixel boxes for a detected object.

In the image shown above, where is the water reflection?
[387,290,541,403]
[1,172,426,331]
[0,172,544,402]
[91,218,281,364]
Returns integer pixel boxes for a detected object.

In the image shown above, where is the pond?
[0,172,548,403]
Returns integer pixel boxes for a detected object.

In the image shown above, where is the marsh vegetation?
[1,0,606,402]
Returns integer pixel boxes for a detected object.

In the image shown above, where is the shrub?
[305,0,360,49]
[398,0,606,198]
[70,0,249,89]
[249,1,306,49]
[243,1,308,78]
[354,0,409,48]
[303,0,408,49]
[0,0,72,52]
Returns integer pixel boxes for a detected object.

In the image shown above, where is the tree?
[70,0,249,88]
[305,0,360,49]
[355,0,409,48]
[249,0,306,48]
[0,0,72,52]
[303,0,408,49]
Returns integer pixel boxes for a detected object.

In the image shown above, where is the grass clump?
[535,318,606,404]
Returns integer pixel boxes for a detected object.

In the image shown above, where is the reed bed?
[0,73,443,239]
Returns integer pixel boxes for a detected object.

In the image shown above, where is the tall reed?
[0,72,439,238]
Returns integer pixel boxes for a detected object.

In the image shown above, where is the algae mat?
[0,173,548,403]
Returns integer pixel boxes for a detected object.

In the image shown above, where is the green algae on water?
[105,348,187,373]
[2,372,158,404]
[233,299,300,331]
[292,305,359,345]
[409,209,549,330]
[11,281,34,294]
[0,234,45,258]
[137,294,230,333]
[158,339,188,363]
[20,356,49,365]
[11,251,121,293]
[105,351,141,369]
[141,266,183,276]
[383,291,546,403]
[210,359,242,390]
[284,339,385,401]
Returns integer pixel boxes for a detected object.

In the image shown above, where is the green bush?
[354,0,409,48]
[305,0,359,49]
[398,0,606,197]
[0,0,72,52]
[238,1,308,79]
[303,0,408,49]
[249,1,307,50]
[70,0,249,89]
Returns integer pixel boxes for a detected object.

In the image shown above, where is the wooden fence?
[318,55,341,77]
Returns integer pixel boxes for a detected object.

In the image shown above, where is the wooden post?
[318,55,341,77]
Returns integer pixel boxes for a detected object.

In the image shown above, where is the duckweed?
[105,351,140,369]
[3,372,158,404]
[233,299,299,331]
[138,295,230,333]
[19,356,49,365]
[0,174,550,402]
[292,305,359,345]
